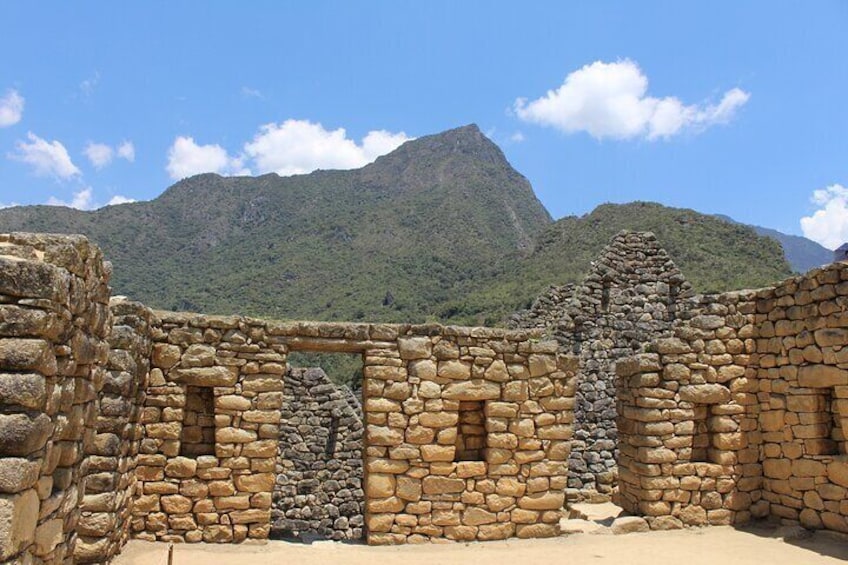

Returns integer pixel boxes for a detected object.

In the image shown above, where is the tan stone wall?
[132,315,575,546]
[617,262,848,534]
[0,233,112,563]
[360,329,575,544]
[132,311,286,543]
[615,291,760,529]
[754,263,848,532]
[76,299,152,563]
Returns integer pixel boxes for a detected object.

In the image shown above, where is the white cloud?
[167,120,411,180]
[510,131,526,143]
[241,86,264,99]
[46,187,94,210]
[513,60,750,140]
[117,141,135,162]
[106,195,136,206]
[10,132,81,179]
[800,184,848,250]
[166,136,246,180]
[84,142,114,169]
[0,89,24,127]
[80,71,100,97]
[0,202,20,209]
[243,120,411,176]
[85,140,135,169]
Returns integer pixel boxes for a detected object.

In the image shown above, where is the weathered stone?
[0,489,39,560]
[173,366,238,386]
[678,384,731,404]
[442,380,501,401]
[0,413,52,456]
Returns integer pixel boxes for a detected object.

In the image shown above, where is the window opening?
[455,401,486,461]
[691,404,715,463]
[181,385,216,457]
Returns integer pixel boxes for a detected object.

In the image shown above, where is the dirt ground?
[115,523,848,565]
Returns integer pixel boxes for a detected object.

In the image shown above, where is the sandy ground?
[114,524,848,565]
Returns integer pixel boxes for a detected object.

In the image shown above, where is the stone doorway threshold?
[561,501,650,535]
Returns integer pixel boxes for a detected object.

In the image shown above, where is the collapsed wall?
[0,233,112,564]
[273,367,364,541]
[512,231,691,496]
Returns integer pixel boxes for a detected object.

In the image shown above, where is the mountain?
[0,125,793,330]
[443,201,794,324]
[714,214,832,273]
[0,125,550,322]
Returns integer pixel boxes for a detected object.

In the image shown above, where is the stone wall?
[615,290,760,528]
[512,231,691,497]
[360,329,575,544]
[132,311,287,544]
[616,261,848,534]
[754,263,848,532]
[272,367,363,541]
[0,233,111,563]
[76,299,152,563]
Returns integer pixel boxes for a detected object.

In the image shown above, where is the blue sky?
[1,2,846,246]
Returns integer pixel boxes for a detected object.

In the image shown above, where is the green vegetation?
[0,125,795,386]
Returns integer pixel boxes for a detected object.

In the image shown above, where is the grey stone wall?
[512,231,691,497]
[0,233,112,564]
[272,367,364,541]
[76,298,152,563]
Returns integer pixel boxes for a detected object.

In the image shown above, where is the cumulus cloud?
[166,136,246,180]
[513,60,750,140]
[84,142,113,169]
[800,184,848,249]
[0,89,24,127]
[106,195,136,206]
[243,120,411,176]
[166,120,411,180]
[45,188,136,210]
[84,140,135,169]
[46,187,94,210]
[0,202,20,209]
[9,132,81,179]
[117,141,135,162]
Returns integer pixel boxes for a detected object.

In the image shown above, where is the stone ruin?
[2,229,848,563]
[510,231,691,498]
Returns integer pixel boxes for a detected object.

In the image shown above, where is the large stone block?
[0,339,56,375]
[0,413,52,456]
[173,366,238,387]
[0,489,39,560]
[678,384,731,404]
[422,476,465,494]
[798,365,848,388]
[398,337,432,360]
[442,380,500,401]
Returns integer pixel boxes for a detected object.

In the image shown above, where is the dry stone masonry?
[512,232,691,498]
[0,233,112,564]
[3,229,848,563]
[273,367,364,541]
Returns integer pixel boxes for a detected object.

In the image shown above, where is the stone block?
[0,489,39,560]
[798,365,848,388]
[0,373,46,410]
[442,380,500,401]
[462,507,497,526]
[398,337,432,360]
[678,384,731,404]
[0,413,52,456]
[174,366,238,387]
[518,492,563,510]
[422,476,465,494]
[438,360,471,380]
